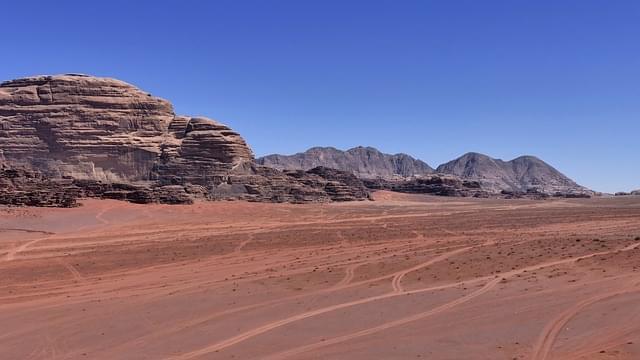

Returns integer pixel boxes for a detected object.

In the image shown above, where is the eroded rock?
[0,75,370,206]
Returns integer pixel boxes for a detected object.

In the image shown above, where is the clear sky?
[2,1,638,193]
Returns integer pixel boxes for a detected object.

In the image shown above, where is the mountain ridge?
[436,152,588,195]
[257,146,434,179]
[259,148,591,196]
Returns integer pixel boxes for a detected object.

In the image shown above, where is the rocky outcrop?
[257,146,434,179]
[298,167,371,201]
[616,190,640,196]
[0,75,370,206]
[0,164,196,206]
[209,164,371,203]
[436,152,591,196]
[0,74,253,183]
[363,175,489,198]
[0,166,80,207]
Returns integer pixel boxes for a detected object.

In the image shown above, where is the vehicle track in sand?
[108,242,472,352]
[55,259,85,282]
[233,233,255,253]
[265,241,640,359]
[265,278,503,360]
[167,245,481,359]
[530,289,640,360]
[169,240,640,360]
[390,245,472,293]
[563,324,640,360]
[3,235,53,262]
[4,196,640,359]
[3,203,119,262]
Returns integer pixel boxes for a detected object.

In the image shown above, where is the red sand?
[1,192,640,359]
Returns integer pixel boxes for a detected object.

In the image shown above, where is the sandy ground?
[1,192,640,359]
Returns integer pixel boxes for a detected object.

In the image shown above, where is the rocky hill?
[257,146,434,179]
[363,174,490,198]
[0,74,370,205]
[259,147,590,198]
[436,152,590,196]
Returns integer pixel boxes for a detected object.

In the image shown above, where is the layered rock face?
[436,152,591,196]
[0,74,253,183]
[0,75,370,205]
[1,75,176,181]
[257,146,434,179]
[363,174,489,198]
[0,166,80,207]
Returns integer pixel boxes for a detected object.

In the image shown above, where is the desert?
[2,192,640,359]
[3,2,640,359]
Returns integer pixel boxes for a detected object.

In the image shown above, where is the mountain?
[0,74,370,205]
[257,146,434,179]
[436,152,589,195]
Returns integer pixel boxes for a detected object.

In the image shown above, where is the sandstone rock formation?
[0,166,80,207]
[0,74,252,183]
[0,75,370,205]
[363,175,490,198]
[436,152,591,196]
[257,146,434,179]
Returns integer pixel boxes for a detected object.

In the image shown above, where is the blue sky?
[2,1,638,192]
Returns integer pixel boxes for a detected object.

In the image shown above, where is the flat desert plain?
[1,192,640,359]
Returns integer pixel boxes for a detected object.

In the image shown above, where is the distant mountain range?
[257,146,434,179]
[258,147,590,195]
[436,152,588,194]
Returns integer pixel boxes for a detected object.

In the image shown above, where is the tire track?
[234,233,255,253]
[108,242,470,353]
[266,278,502,360]
[332,262,360,289]
[167,245,474,360]
[530,289,640,360]
[3,235,53,262]
[391,246,472,293]
[564,325,640,360]
[169,241,640,359]
[94,205,112,225]
[56,259,84,282]
[269,241,640,359]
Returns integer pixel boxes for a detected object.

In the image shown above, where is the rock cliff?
[363,175,489,198]
[0,74,370,205]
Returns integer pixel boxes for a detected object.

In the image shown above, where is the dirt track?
[1,192,640,359]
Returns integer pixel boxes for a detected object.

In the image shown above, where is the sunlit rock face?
[0,74,253,183]
[0,74,370,205]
